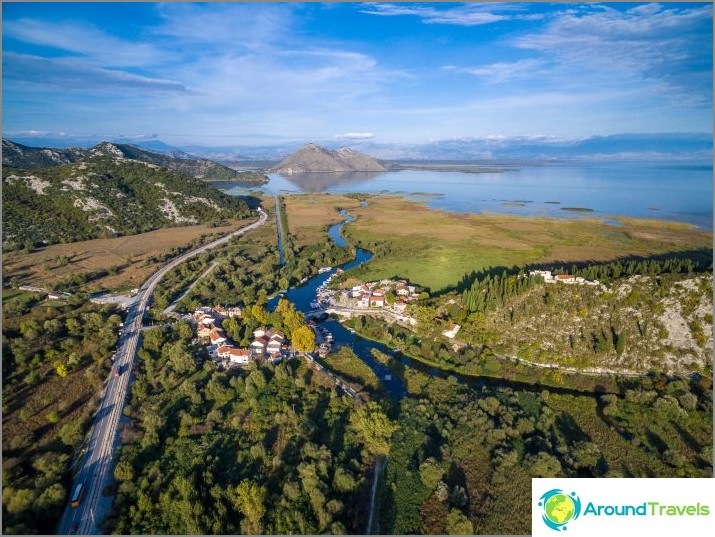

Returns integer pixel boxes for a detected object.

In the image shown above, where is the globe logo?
[538,489,581,531]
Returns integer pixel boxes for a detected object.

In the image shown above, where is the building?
[209,329,227,345]
[253,327,267,339]
[370,295,385,308]
[228,348,251,364]
[194,312,216,325]
[393,301,408,313]
[47,291,62,300]
[442,323,461,339]
[251,336,268,355]
[197,324,214,338]
[213,305,242,319]
[555,274,577,283]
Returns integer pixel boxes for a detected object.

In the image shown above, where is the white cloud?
[360,3,540,26]
[446,59,549,83]
[334,132,375,140]
[3,18,165,67]
[3,53,191,94]
[513,3,712,105]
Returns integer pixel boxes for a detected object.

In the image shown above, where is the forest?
[377,368,712,534]
[1,293,122,534]
[108,321,394,534]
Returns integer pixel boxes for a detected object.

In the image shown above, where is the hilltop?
[2,156,251,247]
[270,143,388,173]
[2,139,268,184]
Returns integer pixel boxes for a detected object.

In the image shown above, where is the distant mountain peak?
[2,138,266,183]
[270,143,387,173]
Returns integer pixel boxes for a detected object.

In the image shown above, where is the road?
[162,261,218,316]
[57,209,267,535]
[366,456,386,534]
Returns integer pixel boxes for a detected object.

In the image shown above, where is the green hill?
[2,156,252,247]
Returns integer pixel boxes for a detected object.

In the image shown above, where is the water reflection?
[275,171,383,192]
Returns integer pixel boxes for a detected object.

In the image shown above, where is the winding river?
[268,209,630,401]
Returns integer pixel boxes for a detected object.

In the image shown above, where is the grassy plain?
[2,218,254,293]
[336,196,712,291]
[282,194,361,246]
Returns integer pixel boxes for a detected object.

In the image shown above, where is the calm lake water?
[216,160,713,230]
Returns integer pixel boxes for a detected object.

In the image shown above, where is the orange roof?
[556,274,575,280]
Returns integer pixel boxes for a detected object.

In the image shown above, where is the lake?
[215,160,713,230]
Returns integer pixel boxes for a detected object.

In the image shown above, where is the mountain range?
[269,143,388,173]
[5,133,711,163]
[2,139,268,183]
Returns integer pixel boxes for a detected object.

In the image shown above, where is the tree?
[571,441,601,470]
[35,483,66,515]
[251,305,269,325]
[292,325,316,353]
[348,402,398,457]
[177,322,194,341]
[5,488,36,514]
[54,361,69,377]
[114,460,134,482]
[419,458,443,491]
[446,509,473,535]
[528,452,562,477]
[233,480,266,534]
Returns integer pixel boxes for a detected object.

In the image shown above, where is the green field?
[335,196,712,292]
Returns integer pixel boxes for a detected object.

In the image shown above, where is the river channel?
[267,209,624,401]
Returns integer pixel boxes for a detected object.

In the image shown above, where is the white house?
[251,337,268,355]
[266,339,282,355]
[442,323,461,339]
[555,274,577,283]
[357,293,370,308]
[228,348,251,364]
[216,345,235,359]
[529,270,553,280]
[253,327,267,339]
[370,295,385,308]
[396,287,410,297]
[393,301,408,313]
[209,329,227,345]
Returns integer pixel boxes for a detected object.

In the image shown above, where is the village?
[313,276,422,325]
[192,305,299,369]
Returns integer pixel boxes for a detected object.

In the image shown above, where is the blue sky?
[2,2,712,147]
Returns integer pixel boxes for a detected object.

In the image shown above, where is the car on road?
[114,365,121,378]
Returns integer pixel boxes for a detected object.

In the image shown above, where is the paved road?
[57,209,267,535]
[162,261,218,315]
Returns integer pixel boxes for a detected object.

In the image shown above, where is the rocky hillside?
[2,139,86,168]
[270,143,388,173]
[2,156,251,247]
[2,139,268,183]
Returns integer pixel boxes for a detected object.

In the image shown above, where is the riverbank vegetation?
[322,346,384,399]
[108,322,395,534]
[159,197,355,315]
[2,294,122,534]
[379,372,712,534]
